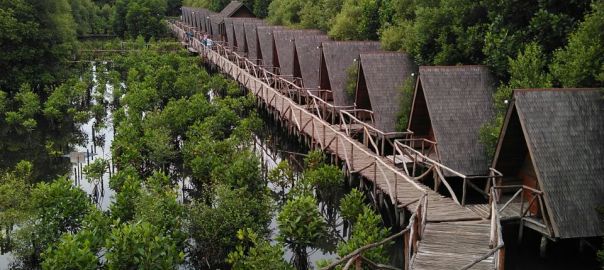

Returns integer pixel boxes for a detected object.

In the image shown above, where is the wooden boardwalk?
[170,22,503,270]
[413,222,495,270]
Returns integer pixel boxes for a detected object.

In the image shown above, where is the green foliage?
[304,164,342,191]
[277,195,326,269]
[329,0,380,40]
[277,195,326,249]
[13,178,92,265]
[188,186,273,269]
[268,160,295,192]
[344,63,359,98]
[114,0,168,40]
[41,234,99,270]
[480,42,552,160]
[337,206,390,265]
[0,0,77,91]
[339,188,365,224]
[551,1,604,88]
[105,221,184,270]
[396,76,416,131]
[227,228,293,269]
[110,173,142,222]
[0,161,34,239]
[304,150,325,171]
[83,158,108,184]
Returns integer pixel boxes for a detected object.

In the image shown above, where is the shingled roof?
[223,17,236,49]
[494,88,604,238]
[319,41,381,106]
[356,52,417,132]
[244,19,266,60]
[209,14,222,37]
[257,26,286,68]
[273,30,323,77]
[232,19,250,54]
[409,66,495,176]
[219,1,252,18]
[294,34,329,89]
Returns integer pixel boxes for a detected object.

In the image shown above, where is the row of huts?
[181,2,604,242]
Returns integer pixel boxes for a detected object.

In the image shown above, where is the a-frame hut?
[244,19,266,60]
[408,66,495,176]
[208,1,255,40]
[492,88,604,239]
[319,41,381,106]
[273,30,323,77]
[294,34,329,89]
[355,52,417,132]
[257,26,286,69]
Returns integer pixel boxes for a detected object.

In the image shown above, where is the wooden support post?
[462,178,467,206]
[404,231,410,270]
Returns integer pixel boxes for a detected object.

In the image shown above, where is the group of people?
[186,30,214,48]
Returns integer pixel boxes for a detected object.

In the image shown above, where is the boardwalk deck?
[170,21,501,270]
[412,222,495,270]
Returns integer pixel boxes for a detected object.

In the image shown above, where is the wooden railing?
[322,193,428,270]
[392,139,501,206]
[490,170,552,237]
[340,110,412,157]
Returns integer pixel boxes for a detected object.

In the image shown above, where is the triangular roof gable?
[219,1,253,18]
[257,26,285,68]
[414,65,496,176]
[294,34,329,89]
[320,41,381,106]
[357,52,417,132]
[243,19,265,60]
[273,30,323,76]
[501,88,604,238]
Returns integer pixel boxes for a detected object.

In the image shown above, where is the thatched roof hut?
[294,34,329,89]
[355,52,417,132]
[319,41,381,106]
[492,88,604,239]
[273,30,323,77]
[244,19,266,60]
[408,66,495,176]
[257,26,286,68]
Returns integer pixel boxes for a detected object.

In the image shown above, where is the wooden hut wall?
[257,26,285,68]
[274,30,323,77]
[357,52,417,132]
[244,20,266,60]
[411,65,495,176]
[294,35,329,89]
[224,18,236,49]
[233,20,248,54]
[319,41,381,106]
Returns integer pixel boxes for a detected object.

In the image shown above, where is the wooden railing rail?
[393,139,500,206]
[322,193,428,270]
